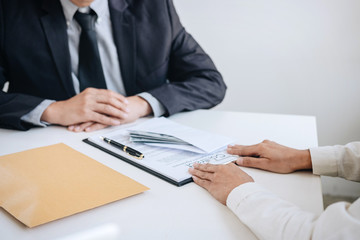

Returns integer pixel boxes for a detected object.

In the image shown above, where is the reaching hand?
[227,140,312,173]
[189,163,254,205]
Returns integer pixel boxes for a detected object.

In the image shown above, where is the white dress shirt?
[21,0,165,126]
[227,142,360,240]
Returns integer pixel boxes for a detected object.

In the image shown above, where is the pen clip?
[123,146,144,160]
[125,152,144,160]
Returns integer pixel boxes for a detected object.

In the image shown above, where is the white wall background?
[174,0,360,197]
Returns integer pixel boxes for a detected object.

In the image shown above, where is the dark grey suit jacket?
[0,0,226,130]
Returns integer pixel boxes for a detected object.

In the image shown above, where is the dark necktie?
[74,10,107,91]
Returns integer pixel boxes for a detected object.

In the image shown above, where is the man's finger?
[102,95,130,113]
[236,157,269,170]
[81,88,129,113]
[90,112,121,126]
[93,103,128,120]
[192,176,211,190]
[94,89,129,111]
[84,123,108,132]
[76,122,93,132]
[67,122,93,132]
[227,144,261,157]
[193,163,217,173]
[97,88,128,103]
[189,167,213,181]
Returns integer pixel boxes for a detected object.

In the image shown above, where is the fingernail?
[188,168,193,173]
[68,126,74,130]
[75,126,80,131]
[125,108,130,113]
[112,120,121,125]
[85,127,91,132]
[237,157,243,165]
[124,99,129,104]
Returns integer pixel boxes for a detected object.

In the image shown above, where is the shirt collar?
[59,0,109,26]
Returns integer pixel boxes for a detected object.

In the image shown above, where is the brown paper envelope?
[0,143,149,227]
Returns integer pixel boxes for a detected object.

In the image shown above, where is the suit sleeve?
[0,0,44,130]
[147,0,226,116]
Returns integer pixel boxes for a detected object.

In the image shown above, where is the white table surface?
[0,110,323,240]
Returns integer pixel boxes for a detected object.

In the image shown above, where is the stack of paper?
[129,130,189,145]
[127,117,234,154]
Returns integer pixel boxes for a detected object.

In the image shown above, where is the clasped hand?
[41,88,152,132]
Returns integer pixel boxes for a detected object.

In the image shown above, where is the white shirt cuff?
[20,100,55,127]
[137,92,166,117]
[309,146,338,177]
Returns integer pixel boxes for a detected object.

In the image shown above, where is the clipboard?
[83,138,193,187]
[82,119,238,187]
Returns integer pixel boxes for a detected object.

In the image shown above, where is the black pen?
[101,136,144,160]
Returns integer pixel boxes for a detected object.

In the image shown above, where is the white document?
[127,117,234,154]
[87,121,238,184]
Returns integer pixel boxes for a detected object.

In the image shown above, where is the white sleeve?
[226,182,360,240]
[310,142,360,181]
[20,99,55,127]
[137,92,166,117]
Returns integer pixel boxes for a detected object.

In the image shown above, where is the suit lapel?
[109,0,138,96]
[40,0,75,97]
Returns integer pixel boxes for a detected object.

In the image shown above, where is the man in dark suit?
[0,0,226,132]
